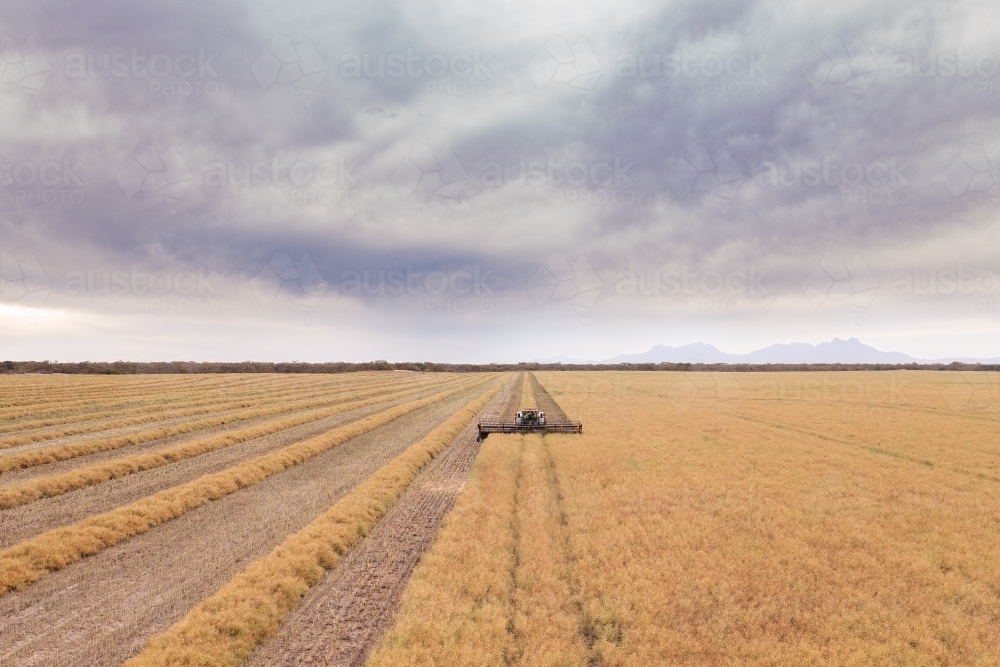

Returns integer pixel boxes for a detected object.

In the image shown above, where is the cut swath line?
[0,373,359,434]
[0,377,431,465]
[0,375,455,472]
[242,374,521,666]
[367,394,524,667]
[0,374,413,449]
[0,376,492,596]
[0,376,471,509]
[122,375,508,667]
[0,375,225,406]
[0,375,280,421]
[722,410,1000,481]
[0,375,400,448]
[0,375,386,439]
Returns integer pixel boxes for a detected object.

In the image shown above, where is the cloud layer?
[2,0,999,361]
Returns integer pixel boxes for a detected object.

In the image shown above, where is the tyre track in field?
[528,372,570,422]
[0,375,412,458]
[720,409,1000,484]
[0,376,450,481]
[0,373,298,425]
[244,374,521,667]
[0,375,228,413]
[0,375,358,446]
[500,371,523,420]
[0,380,493,667]
[0,393,323,459]
[0,382,455,548]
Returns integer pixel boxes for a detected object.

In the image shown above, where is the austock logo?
[667,143,743,213]
[616,265,770,314]
[943,144,999,201]
[667,373,743,413]
[63,47,220,97]
[251,252,329,312]
[614,47,770,98]
[203,155,360,205]
[478,155,636,204]
[1,155,87,205]
[527,252,602,321]
[802,252,878,312]
[943,372,1000,414]
[64,266,220,314]
[251,35,327,103]
[0,35,52,102]
[392,144,468,200]
[802,35,879,96]
[116,143,193,213]
[551,373,636,419]
[755,155,912,206]
[338,266,494,314]
[527,35,602,92]
[0,252,51,306]
[338,48,494,97]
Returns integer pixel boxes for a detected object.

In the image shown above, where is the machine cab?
[514,409,546,427]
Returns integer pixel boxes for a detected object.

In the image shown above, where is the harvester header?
[477,408,583,440]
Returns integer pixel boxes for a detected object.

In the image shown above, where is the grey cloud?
[2,0,999,360]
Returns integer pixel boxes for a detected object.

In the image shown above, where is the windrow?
[123,374,507,667]
[0,373,362,429]
[0,375,248,417]
[0,374,472,509]
[0,374,406,447]
[0,374,456,473]
[0,375,492,596]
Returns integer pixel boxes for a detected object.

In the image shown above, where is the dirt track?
[0,383,458,548]
[245,373,522,667]
[528,372,571,422]
[0,380,491,667]
[0,375,426,467]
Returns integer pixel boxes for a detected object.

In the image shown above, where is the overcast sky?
[1,0,999,362]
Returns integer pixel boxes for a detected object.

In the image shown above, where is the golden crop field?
[2,370,999,666]
[372,370,1000,667]
[0,370,515,666]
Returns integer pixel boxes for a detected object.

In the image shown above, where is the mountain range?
[534,338,1000,365]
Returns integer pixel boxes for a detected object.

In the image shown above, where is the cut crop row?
[0,373,345,426]
[0,374,241,415]
[0,374,457,473]
[123,374,507,667]
[0,375,491,596]
[0,375,473,509]
[368,433,590,667]
[0,373,408,447]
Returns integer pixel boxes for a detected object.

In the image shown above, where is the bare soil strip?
[244,374,521,667]
[0,384,461,548]
[0,374,409,451]
[0,376,463,510]
[0,375,281,423]
[502,371,524,419]
[0,379,485,596]
[0,374,226,409]
[0,374,375,446]
[528,371,571,422]
[0,375,445,470]
[0,376,455,482]
[0,381,493,667]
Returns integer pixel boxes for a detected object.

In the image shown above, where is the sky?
[1,0,1000,363]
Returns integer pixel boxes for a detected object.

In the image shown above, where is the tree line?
[2,360,998,374]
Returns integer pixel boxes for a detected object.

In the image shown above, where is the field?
[370,370,1000,666]
[2,370,1000,665]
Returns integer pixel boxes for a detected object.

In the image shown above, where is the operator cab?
[514,409,546,427]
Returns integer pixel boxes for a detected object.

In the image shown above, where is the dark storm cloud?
[2,0,1000,340]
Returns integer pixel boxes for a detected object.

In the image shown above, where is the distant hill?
[534,338,1000,365]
